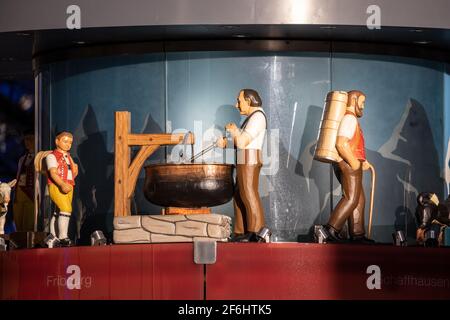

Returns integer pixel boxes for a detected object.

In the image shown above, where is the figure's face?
[0,182,13,211]
[55,135,73,152]
[355,95,365,118]
[236,91,251,115]
[24,135,34,152]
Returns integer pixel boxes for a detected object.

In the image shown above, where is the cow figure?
[0,179,17,235]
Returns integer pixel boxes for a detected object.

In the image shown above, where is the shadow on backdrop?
[76,105,114,245]
[133,112,166,215]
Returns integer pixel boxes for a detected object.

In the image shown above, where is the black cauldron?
[144,163,234,207]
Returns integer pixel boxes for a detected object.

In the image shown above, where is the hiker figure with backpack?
[314,90,376,244]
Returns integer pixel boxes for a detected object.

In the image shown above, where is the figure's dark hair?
[242,89,262,107]
[347,90,365,106]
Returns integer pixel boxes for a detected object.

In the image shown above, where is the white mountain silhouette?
[396,174,418,198]
[443,138,450,195]
[377,99,412,166]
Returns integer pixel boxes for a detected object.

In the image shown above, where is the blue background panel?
[41,51,448,244]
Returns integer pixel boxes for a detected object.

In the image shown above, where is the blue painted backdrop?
[40,51,449,244]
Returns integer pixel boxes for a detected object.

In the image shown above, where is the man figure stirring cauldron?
[217,89,268,242]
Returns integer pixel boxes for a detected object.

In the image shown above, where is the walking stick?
[368,164,376,238]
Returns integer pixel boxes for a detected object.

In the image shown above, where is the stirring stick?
[189,143,216,162]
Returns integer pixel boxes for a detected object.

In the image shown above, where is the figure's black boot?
[231,232,252,242]
[231,233,254,242]
[43,234,60,248]
[59,238,73,247]
[350,235,376,245]
[230,233,244,242]
[324,225,350,244]
[247,232,259,242]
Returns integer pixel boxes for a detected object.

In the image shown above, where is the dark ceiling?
[1,24,450,80]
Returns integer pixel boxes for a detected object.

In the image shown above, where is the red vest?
[47,150,75,186]
[345,111,366,161]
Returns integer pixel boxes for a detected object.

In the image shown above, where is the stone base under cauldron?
[113,214,231,244]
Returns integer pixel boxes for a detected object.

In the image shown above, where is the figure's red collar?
[53,149,70,156]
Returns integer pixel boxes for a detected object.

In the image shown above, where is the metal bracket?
[194,240,217,264]
[0,237,7,251]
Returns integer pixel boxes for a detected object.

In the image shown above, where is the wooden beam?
[114,111,196,217]
[114,112,131,217]
[127,133,194,146]
[127,145,159,198]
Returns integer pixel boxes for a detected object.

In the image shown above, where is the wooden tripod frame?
[114,111,194,217]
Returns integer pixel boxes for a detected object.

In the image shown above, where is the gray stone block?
[113,214,233,244]
[142,216,176,234]
[207,224,230,239]
[176,220,208,237]
[150,215,188,222]
[150,234,193,243]
[113,228,150,243]
[113,216,142,230]
[187,214,232,226]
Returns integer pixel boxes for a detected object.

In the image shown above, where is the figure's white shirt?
[46,153,73,180]
[243,108,266,150]
[337,114,357,139]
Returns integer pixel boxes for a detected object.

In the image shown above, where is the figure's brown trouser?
[233,149,265,234]
[328,160,366,237]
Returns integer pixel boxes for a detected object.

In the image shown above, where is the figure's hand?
[60,183,73,194]
[225,123,238,137]
[349,159,361,171]
[416,228,426,244]
[215,136,227,149]
[362,161,372,171]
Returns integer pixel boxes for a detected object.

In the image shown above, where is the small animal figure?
[0,179,17,235]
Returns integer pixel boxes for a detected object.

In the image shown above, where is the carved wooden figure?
[0,179,17,235]
[218,89,268,243]
[45,131,78,247]
[13,133,35,232]
[315,90,376,244]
